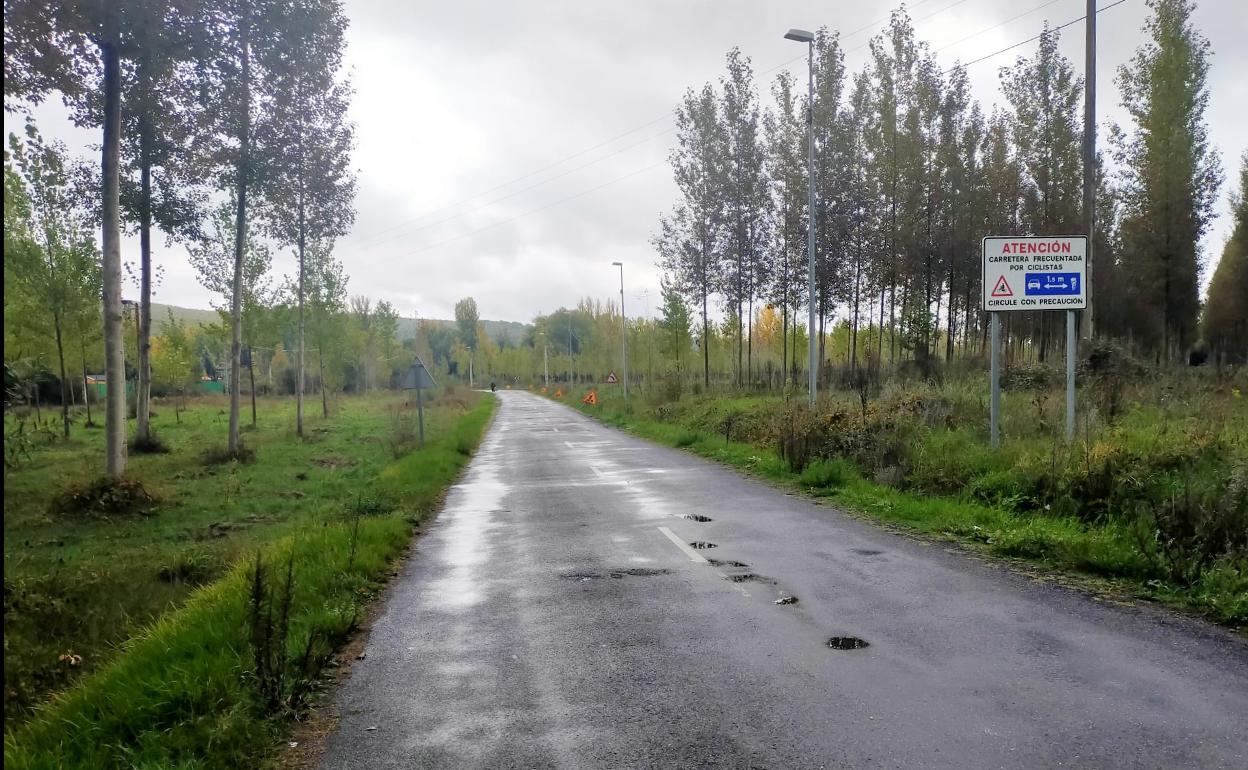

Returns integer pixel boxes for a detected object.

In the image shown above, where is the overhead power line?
[934,0,1064,53]
[951,0,1129,71]
[351,0,976,246]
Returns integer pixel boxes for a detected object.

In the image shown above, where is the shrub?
[798,458,853,490]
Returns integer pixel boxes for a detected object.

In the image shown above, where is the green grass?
[4,389,496,768]
[559,377,1247,630]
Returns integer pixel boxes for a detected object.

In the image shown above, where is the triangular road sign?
[583,390,598,406]
[991,275,1013,297]
[605,371,619,384]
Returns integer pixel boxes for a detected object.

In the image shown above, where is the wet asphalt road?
[319,390,1248,769]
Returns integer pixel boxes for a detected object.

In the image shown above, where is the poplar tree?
[718,48,768,385]
[661,84,726,388]
[258,0,356,437]
[5,122,101,439]
[4,0,131,476]
[764,71,808,383]
[1202,153,1246,363]
[1115,0,1221,360]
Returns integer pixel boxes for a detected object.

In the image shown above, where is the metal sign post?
[982,236,1088,445]
[402,357,438,448]
[990,312,1001,448]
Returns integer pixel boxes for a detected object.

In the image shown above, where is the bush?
[798,459,854,490]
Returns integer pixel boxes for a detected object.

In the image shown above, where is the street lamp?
[539,331,549,387]
[611,261,628,402]
[785,27,817,407]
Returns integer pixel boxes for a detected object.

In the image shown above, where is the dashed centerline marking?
[658,526,709,564]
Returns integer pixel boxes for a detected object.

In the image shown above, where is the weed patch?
[49,477,157,519]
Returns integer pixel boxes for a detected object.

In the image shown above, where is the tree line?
[654,0,1240,389]
[5,0,357,477]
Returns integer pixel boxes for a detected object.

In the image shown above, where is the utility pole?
[612,261,628,402]
[1082,0,1096,340]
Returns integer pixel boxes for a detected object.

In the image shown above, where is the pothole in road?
[559,568,672,581]
[609,568,672,578]
[725,573,773,584]
[827,636,870,650]
[852,548,883,556]
[706,558,748,568]
[774,596,799,605]
[688,541,717,549]
[681,514,713,522]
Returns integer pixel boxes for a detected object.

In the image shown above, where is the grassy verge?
[549,382,1246,630]
[4,390,496,768]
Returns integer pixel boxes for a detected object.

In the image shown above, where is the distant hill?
[151,302,530,344]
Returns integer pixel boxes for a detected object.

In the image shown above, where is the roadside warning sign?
[605,371,619,384]
[583,390,598,406]
[982,236,1087,311]
[554,388,563,397]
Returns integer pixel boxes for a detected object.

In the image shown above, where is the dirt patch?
[852,548,884,556]
[774,596,799,605]
[681,514,713,522]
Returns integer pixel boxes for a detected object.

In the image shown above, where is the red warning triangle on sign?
[991,275,1014,297]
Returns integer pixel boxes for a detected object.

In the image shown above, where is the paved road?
[319,390,1248,769]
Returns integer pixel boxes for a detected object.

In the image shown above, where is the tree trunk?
[100,19,126,478]
[136,115,154,443]
[248,345,257,427]
[81,338,93,427]
[54,313,69,439]
[319,346,329,417]
[296,142,306,437]
[228,4,251,455]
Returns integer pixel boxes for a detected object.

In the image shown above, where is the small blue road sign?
[1024,272,1081,296]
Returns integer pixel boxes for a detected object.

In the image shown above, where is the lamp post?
[611,261,628,402]
[785,27,817,407]
[540,332,549,387]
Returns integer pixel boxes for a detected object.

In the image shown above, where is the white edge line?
[658,526,709,564]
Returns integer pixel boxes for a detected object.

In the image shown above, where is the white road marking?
[590,465,607,479]
[552,427,559,433]
[564,441,576,450]
[658,526,709,564]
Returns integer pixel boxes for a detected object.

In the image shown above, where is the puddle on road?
[852,548,884,556]
[559,568,672,581]
[774,596,799,605]
[725,573,773,584]
[827,636,870,650]
[706,558,748,568]
[680,514,713,522]
[688,541,717,549]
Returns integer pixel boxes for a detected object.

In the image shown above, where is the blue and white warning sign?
[982,236,1087,311]
[1025,272,1081,296]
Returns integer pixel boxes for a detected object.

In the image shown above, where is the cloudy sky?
[15,0,1248,323]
